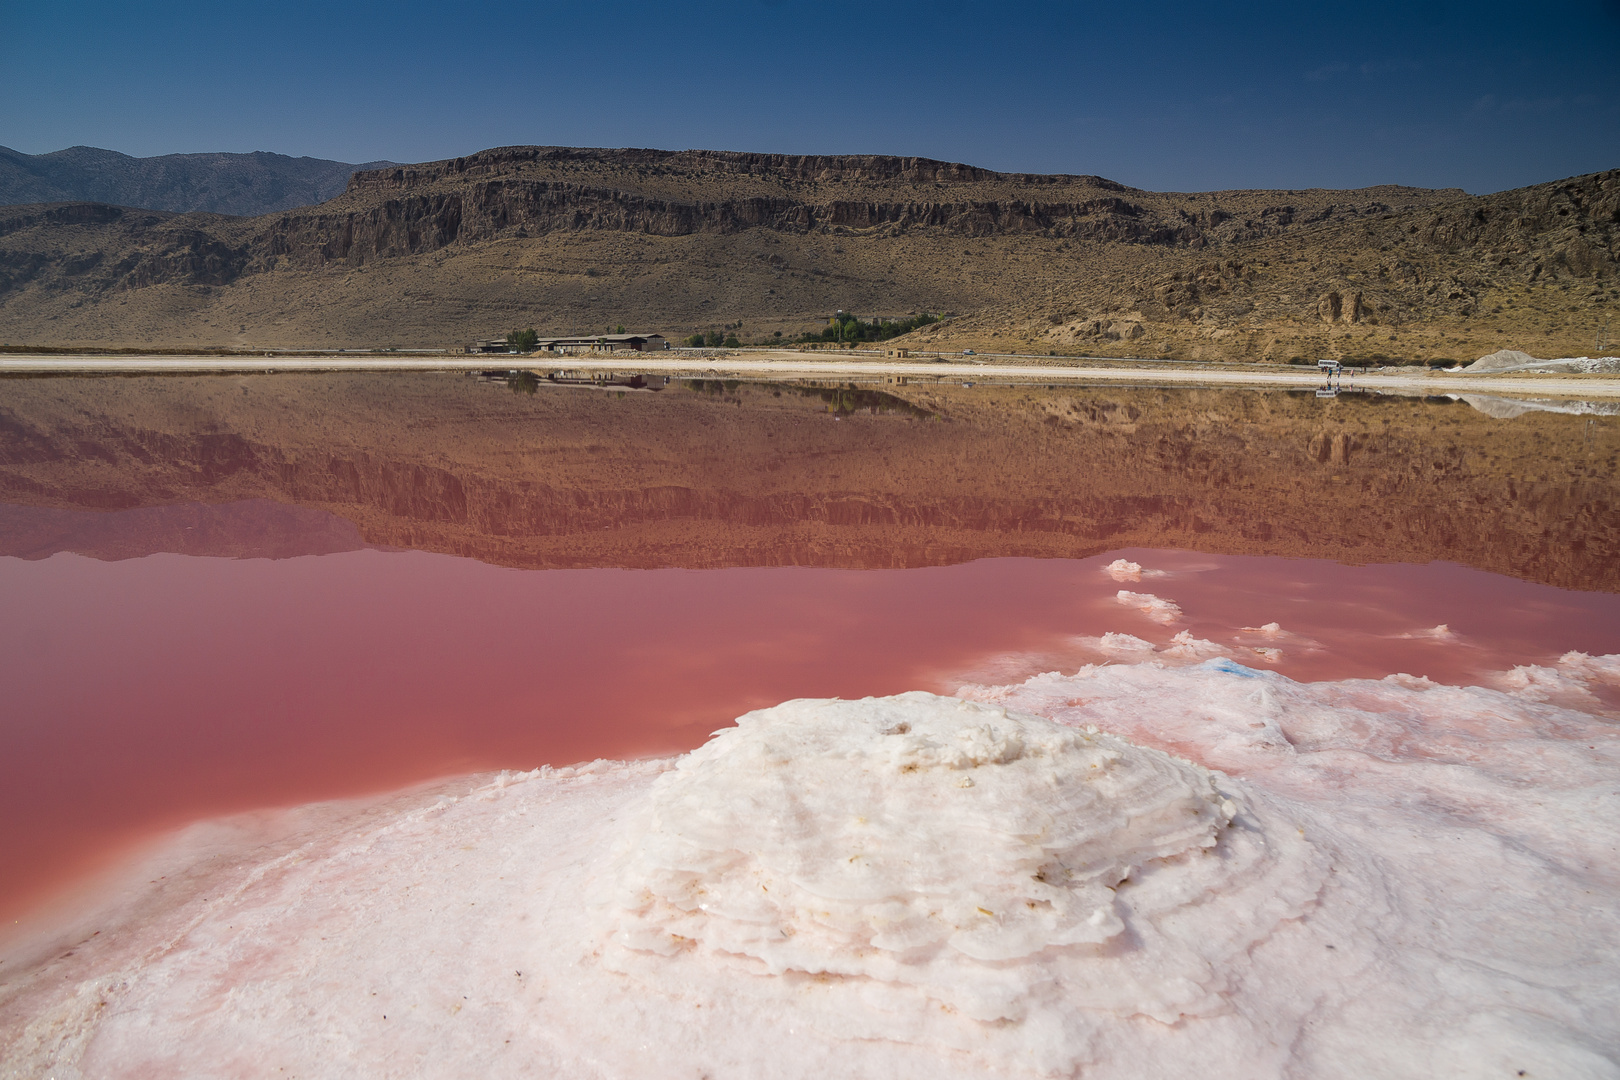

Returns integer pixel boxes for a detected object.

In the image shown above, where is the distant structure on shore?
[468,333,669,355]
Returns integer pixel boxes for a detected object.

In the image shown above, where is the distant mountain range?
[0,145,1612,362]
[0,146,400,216]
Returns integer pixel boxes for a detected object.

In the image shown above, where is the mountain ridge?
[0,145,1610,361]
[0,145,401,217]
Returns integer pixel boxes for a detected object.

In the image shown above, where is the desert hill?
[920,169,1620,363]
[0,146,1613,361]
[0,145,400,217]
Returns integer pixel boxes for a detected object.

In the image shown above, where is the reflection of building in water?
[543,371,668,390]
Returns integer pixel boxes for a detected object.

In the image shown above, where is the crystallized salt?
[4,665,1618,1080]
[601,694,1316,1047]
[589,694,1324,1072]
[1103,558,1143,581]
[1115,590,1183,624]
[1102,559,1167,582]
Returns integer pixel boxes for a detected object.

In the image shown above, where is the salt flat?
[5,352,1620,398]
[4,659,1616,1080]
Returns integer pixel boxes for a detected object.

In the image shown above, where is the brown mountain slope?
[1,374,1615,590]
[0,146,1612,360]
[919,170,1620,363]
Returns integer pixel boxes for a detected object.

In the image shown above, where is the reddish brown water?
[5,545,1620,924]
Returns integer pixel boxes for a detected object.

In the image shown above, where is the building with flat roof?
[467,334,668,354]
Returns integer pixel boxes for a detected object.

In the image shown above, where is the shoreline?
[5,663,1615,1079]
[4,351,1620,398]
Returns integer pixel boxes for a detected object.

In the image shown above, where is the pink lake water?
[5,376,1620,1077]
[5,543,1619,926]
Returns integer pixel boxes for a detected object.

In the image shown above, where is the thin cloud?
[1306,61,1351,81]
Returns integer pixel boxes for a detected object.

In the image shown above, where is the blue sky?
[3,0,1617,193]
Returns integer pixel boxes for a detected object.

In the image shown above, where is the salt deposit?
[598,695,1317,1072]
[1466,348,1620,374]
[1397,623,1459,641]
[4,662,1618,1079]
[1102,558,1167,582]
[1115,590,1183,624]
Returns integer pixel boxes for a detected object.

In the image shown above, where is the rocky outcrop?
[1316,290,1363,323]
[0,148,1474,298]
[0,147,1611,356]
[344,147,1124,192]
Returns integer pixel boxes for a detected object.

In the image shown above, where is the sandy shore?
[4,351,1620,398]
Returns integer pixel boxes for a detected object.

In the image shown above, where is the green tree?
[615,324,626,334]
[683,333,705,348]
[723,333,741,349]
[506,328,539,352]
[704,330,724,347]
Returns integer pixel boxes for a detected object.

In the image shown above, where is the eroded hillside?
[3,146,1550,357]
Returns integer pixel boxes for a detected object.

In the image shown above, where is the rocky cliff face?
[0,145,1610,357]
[1,374,1615,591]
[922,169,1620,362]
[0,147,1458,294]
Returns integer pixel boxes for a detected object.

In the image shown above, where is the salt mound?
[1116,589,1182,624]
[7,670,1617,1079]
[1466,348,1539,371]
[1465,349,1620,374]
[603,693,1322,1069]
[1102,559,1167,582]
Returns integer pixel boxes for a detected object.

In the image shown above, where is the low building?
[539,333,668,353]
[467,334,669,354]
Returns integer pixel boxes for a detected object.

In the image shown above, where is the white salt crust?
[3,659,1619,1080]
[598,695,1300,1072]
[1101,559,1168,583]
[1114,590,1183,624]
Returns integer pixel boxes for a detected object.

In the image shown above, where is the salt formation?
[4,666,1618,1079]
[1466,348,1620,374]
[602,694,1317,1068]
[1103,558,1143,581]
[1115,589,1182,624]
[1102,559,1167,582]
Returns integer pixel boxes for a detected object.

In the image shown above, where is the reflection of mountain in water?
[0,500,368,561]
[0,374,1616,590]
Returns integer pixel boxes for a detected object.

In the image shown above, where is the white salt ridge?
[1080,629,1282,665]
[1115,589,1182,624]
[4,662,1619,1079]
[1395,622,1460,641]
[600,695,1315,1069]
[1102,558,1170,582]
[1232,622,1320,662]
[959,653,1620,1079]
